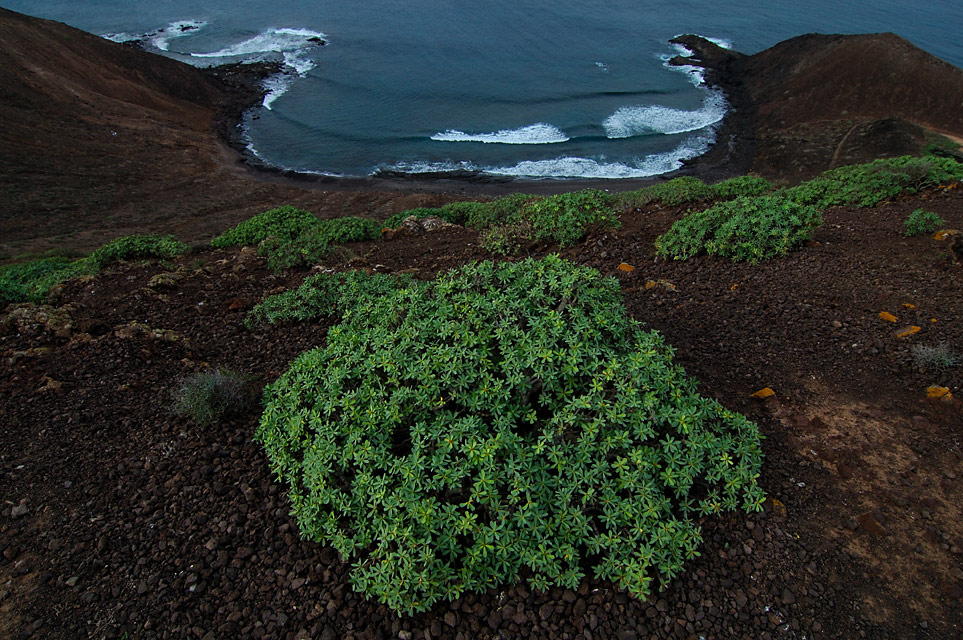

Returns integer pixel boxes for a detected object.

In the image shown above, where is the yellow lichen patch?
[750,387,776,399]
[926,386,952,400]
[770,498,787,518]
[730,283,740,291]
[932,229,959,241]
[617,262,635,272]
[931,318,938,323]
[902,303,916,309]
[644,279,677,292]
[878,311,897,323]
[894,326,922,339]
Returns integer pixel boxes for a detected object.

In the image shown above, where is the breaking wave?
[431,123,569,144]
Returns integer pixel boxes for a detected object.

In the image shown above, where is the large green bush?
[655,195,822,263]
[259,217,381,271]
[257,256,764,614]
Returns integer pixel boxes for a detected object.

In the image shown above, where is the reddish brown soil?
[2,187,961,640]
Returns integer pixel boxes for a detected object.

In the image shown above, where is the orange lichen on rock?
[902,303,916,309]
[932,229,959,241]
[617,262,635,272]
[750,387,776,399]
[894,326,921,338]
[878,311,898,322]
[926,386,952,400]
[644,279,677,292]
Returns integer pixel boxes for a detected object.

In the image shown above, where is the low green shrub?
[784,156,963,209]
[257,256,764,615]
[246,270,417,328]
[910,342,959,373]
[473,190,618,254]
[259,216,381,271]
[0,234,187,305]
[655,195,822,263]
[211,206,319,248]
[617,177,714,209]
[87,234,187,268]
[0,258,92,305]
[711,175,772,199]
[439,201,491,226]
[904,209,945,236]
[383,207,453,229]
[172,368,253,426]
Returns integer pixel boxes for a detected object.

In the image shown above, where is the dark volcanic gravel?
[2,189,962,640]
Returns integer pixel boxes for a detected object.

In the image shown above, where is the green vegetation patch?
[246,270,417,328]
[784,156,963,209]
[212,206,380,271]
[474,190,618,254]
[257,256,764,615]
[903,209,945,237]
[1,234,186,306]
[172,369,253,427]
[655,195,822,263]
[617,175,772,210]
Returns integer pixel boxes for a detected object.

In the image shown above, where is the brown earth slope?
[675,33,963,182]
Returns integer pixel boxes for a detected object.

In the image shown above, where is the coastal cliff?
[673,32,963,181]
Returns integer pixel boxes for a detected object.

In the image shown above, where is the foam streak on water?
[602,91,727,138]
[430,123,570,145]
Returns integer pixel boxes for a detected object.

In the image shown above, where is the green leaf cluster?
[246,270,417,328]
[475,190,619,254]
[903,208,945,237]
[784,156,963,209]
[257,255,764,615]
[259,217,382,271]
[211,206,380,271]
[617,175,772,210]
[172,368,253,427]
[211,205,320,248]
[0,234,186,305]
[655,195,821,263]
[86,234,187,268]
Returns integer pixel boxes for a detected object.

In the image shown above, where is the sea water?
[7,0,962,180]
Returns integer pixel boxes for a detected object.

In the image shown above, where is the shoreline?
[204,39,754,198]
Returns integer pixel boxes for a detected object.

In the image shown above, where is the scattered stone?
[855,511,888,536]
[751,387,776,399]
[10,503,28,518]
[894,325,921,338]
[1,303,74,339]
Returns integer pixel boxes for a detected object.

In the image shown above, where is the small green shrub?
[910,342,959,373]
[439,201,491,226]
[172,369,253,427]
[257,256,764,615]
[258,216,381,271]
[471,190,618,254]
[0,258,92,305]
[655,195,822,263]
[711,175,772,199]
[904,209,945,237]
[384,207,451,229]
[246,270,417,328]
[87,234,187,268]
[211,206,319,248]
[617,177,715,209]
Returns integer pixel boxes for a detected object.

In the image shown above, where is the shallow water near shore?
[8,0,963,180]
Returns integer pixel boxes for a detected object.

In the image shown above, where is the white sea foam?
[187,27,327,109]
[595,61,609,72]
[603,91,726,138]
[431,123,569,145]
[379,160,480,174]
[102,19,209,48]
[190,27,325,59]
